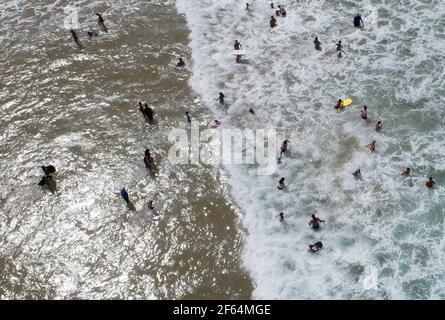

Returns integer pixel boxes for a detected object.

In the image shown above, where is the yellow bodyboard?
[342,98,353,107]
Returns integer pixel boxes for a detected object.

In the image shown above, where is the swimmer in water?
[280,139,289,157]
[352,168,362,180]
[401,167,411,176]
[234,40,242,63]
[314,37,321,51]
[185,111,191,124]
[217,92,225,105]
[70,29,82,50]
[97,13,108,32]
[361,105,368,120]
[354,14,364,28]
[246,3,249,10]
[309,214,325,229]
[270,16,278,28]
[375,121,382,132]
[365,140,376,152]
[120,188,130,205]
[336,40,343,57]
[308,241,323,253]
[270,3,274,9]
[143,103,154,122]
[278,212,284,223]
[280,5,287,17]
[138,102,146,120]
[335,99,344,109]
[144,151,155,171]
[425,177,436,188]
[249,108,255,115]
[277,177,286,190]
[177,57,185,67]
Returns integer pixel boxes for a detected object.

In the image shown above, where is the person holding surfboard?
[335,99,344,109]
[234,40,243,63]
[336,41,343,57]
[354,14,364,28]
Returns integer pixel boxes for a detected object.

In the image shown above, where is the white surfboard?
[233,50,246,56]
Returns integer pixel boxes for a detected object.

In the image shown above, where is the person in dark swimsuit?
[234,40,243,62]
[314,37,321,51]
[217,92,225,105]
[277,177,286,190]
[70,29,82,50]
[177,58,185,67]
[97,13,108,32]
[270,16,278,28]
[309,214,325,229]
[354,14,364,28]
[361,105,368,120]
[143,103,154,122]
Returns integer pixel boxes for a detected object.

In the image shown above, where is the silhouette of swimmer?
[217,92,225,105]
[38,165,56,193]
[353,168,362,180]
[143,103,154,122]
[97,13,108,32]
[354,14,364,28]
[177,57,185,67]
[277,177,286,190]
[185,111,191,124]
[70,29,82,50]
[314,37,321,51]
[144,149,155,171]
[120,188,130,204]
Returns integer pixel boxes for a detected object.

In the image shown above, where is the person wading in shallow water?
[70,29,82,50]
[97,13,108,32]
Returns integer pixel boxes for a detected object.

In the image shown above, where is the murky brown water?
[0,0,252,299]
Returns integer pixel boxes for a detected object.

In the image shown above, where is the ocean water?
[0,0,252,299]
[176,0,445,299]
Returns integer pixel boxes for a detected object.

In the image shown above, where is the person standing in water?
[336,40,343,57]
[70,29,82,50]
[234,40,243,63]
[309,214,325,229]
[365,140,376,152]
[97,13,108,32]
[314,37,321,51]
[354,14,364,28]
[177,57,185,67]
[217,92,225,105]
[144,149,155,171]
[361,106,368,120]
[375,121,382,132]
[120,187,130,205]
[335,99,344,109]
[143,103,154,122]
[353,168,362,180]
[280,139,289,157]
[246,3,249,10]
[278,177,286,190]
[401,167,411,176]
[185,111,191,124]
[425,177,436,188]
[278,212,284,224]
[270,16,278,28]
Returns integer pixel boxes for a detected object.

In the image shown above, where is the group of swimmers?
[70,13,108,50]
